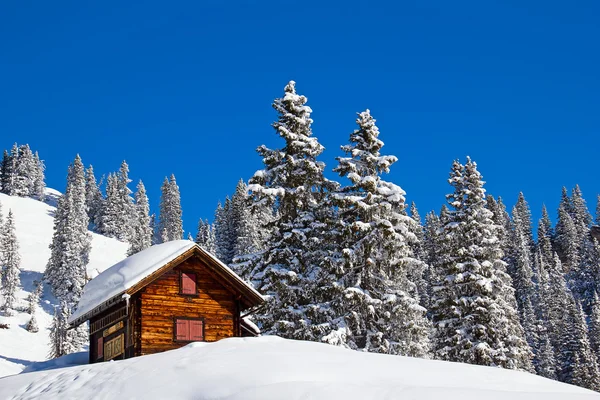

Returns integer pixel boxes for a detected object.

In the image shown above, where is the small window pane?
[181,273,196,295]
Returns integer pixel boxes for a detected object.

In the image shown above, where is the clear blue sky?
[1,0,599,235]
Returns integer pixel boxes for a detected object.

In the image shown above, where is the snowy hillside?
[0,190,128,378]
[0,336,597,400]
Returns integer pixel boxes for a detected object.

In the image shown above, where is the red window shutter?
[97,337,103,359]
[176,319,190,341]
[181,273,196,295]
[190,320,204,341]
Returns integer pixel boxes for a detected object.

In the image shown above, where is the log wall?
[139,256,238,355]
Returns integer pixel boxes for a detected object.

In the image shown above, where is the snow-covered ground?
[0,190,128,378]
[0,336,598,400]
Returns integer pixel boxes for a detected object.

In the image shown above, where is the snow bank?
[69,240,196,323]
[0,337,597,400]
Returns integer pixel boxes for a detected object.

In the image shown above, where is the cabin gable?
[139,255,240,355]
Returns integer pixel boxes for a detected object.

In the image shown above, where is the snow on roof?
[69,240,197,324]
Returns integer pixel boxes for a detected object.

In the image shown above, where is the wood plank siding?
[139,256,239,355]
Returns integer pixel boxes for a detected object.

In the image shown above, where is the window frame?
[173,317,205,343]
[179,271,198,297]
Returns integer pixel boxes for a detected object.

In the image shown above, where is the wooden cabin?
[68,240,264,364]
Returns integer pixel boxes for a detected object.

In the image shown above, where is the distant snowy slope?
[0,336,598,400]
[0,190,128,378]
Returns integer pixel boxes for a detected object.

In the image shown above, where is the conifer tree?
[32,151,45,201]
[12,144,36,197]
[195,219,217,254]
[431,158,532,370]
[127,180,152,256]
[408,202,428,306]
[25,281,41,333]
[214,198,237,264]
[85,165,104,228]
[158,174,183,242]
[0,150,12,194]
[45,155,91,352]
[589,292,600,364]
[116,161,135,240]
[97,173,121,238]
[1,210,21,315]
[325,109,429,356]
[555,191,579,272]
[247,81,337,341]
[48,301,73,359]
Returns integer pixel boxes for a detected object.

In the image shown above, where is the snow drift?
[0,336,597,400]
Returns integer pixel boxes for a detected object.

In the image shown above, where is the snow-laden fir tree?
[97,173,121,238]
[214,198,235,264]
[158,174,183,242]
[195,219,217,254]
[48,301,75,359]
[25,280,42,333]
[247,81,337,341]
[1,210,21,315]
[32,151,45,201]
[0,150,12,194]
[589,292,600,365]
[408,202,429,306]
[12,144,37,197]
[560,295,600,390]
[116,161,135,240]
[44,155,91,353]
[555,189,579,272]
[431,158,532,370]
[325,109,430,357]
[507,193,539,350]
[127,180,152,256]
[85,165,104,229]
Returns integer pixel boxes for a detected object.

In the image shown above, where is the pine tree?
[195,219,217,254]
[1,210,21,315]
[48,302,72,359]
[32,151,45,201]
[12,144,36,197]
[431,158,532,370]
[158,175,184,242]
[44,155,91,350]
[0,149,12,194]
[116,161,135,240]
[589,292,600,365]
[247,81,337,342]
[324,109,429,356]
[25,280,41,333]
[97,173,121,238]
[85,165,103,229]
[555,190,579,271]
[408,202,429,307]
[214,198,235,263]
[127,180,152,256]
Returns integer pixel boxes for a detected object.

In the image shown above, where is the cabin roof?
[68,240,264,327]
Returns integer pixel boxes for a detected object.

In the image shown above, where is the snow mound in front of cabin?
[0,190,128,378]
[69,240,196,323]
[0,336,597,400]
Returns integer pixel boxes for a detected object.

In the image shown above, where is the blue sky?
[1,1,599,235]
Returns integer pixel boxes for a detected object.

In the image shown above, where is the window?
[175,318,204,342]
[180,272,197,295]
[97,337,103,359]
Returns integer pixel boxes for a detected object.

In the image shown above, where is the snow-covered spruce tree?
[324,109,429,356]
[32,151,45,201]
[431,158,532,370]
[85,165,104,229]
[0,149,13,194]
[44,155,90,353]
[247,81,338,342]
[555,189,579,272]
[25,280,41,333]
[1,210,21,315]
[486,196,512,259]
[214,198,235,264]
[158,174,183,242]
[48,301,75,359]
[408,202,429,307]
[127,180,152,256]
[116,161,135,240]
[97,173,121,238]
[589,292,600,365]
[195,219,217,254]
[507,193,539,350]
[230,194,275,281]
[12,144,36,197]
[560,295,600,390]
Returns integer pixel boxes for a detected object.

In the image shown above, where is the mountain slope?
[0,190,128,378]
[0,336,598,400]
